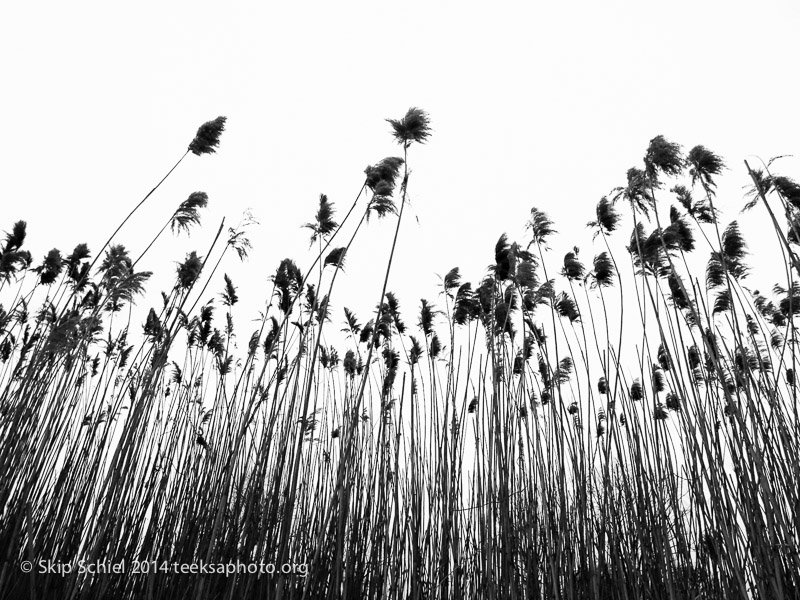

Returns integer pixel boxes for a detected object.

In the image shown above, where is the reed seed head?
[387,107,431,146]
[188,116,227,156]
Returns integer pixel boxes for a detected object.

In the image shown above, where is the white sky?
[2,1,799,339]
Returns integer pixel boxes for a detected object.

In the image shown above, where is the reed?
[0,113,798,599]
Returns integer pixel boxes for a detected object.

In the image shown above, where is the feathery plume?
[443,267,461,297]
[686,145,725,191]
[562,249,585,280]
[324,247,347,270]
[171,191,208,235]
[365,157,404,194]
[612,167,654,217]
[644,135,684,180]
[342,307,361,336]
[385,292,406,334]
[37,249,64,285]
[771,175,800,210]
[652,365,666,392]
[429,333,442,358]
[221,274,238,306]
[304,194,338,243]
[526,208,557,247]
[706,252,726,290]
[271,258,303,314]
[3,221,26,253]
[188,116,227,156]
[387,107,431,146]
[343,350,357,377]
[662,205,695,252]
[494,234,515,281]
[587,197,620,238]
[453,283,479,325]
[555,292,580,322]
[419,299,435,336]
[177,251,203,289]
[409,335,425,365]
[591,252,616,287]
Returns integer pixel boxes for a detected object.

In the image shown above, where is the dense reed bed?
[1,110,799,599]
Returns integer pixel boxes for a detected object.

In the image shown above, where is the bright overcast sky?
[3,1,799,332]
